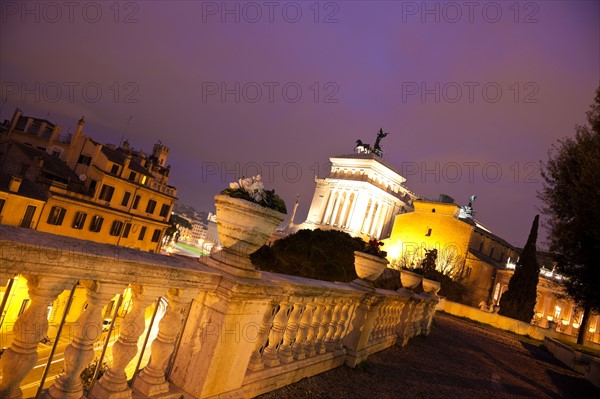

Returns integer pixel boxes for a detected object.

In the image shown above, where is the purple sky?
[1,1,599,247]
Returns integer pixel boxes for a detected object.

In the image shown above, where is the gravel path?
[257,313,599,399]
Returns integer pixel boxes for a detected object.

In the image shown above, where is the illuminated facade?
[383,197,519,306]
[301,153,417,240]
[0,109,177,252]
[493,256,600,343]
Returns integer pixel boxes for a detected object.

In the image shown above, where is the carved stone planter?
[211,194,285,273]
[400,269,422,290]
[354,251,388,281]
[422,277,441,295]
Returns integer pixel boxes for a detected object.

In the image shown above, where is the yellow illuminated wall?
[383,200,473,271]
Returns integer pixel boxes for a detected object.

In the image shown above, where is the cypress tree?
[498,215,540,322]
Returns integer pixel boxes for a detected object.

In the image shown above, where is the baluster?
[279,298,305,363]
[411,301,426,338]
[420,299,437,336]
[396,299,416,346]
[303,302,324,358]
[247,302,278,371]
[325,301,342,351]
[387,303,395,336]
[261,300,291,367]
[292,301,315,360]
[0,275,73,399]
[377,304,386,339]
[132,288,196,396]
[333,300,352,351]
[89,285,161,398]
[45,280,125,399]
[315,300,333,354]
[392,301,403,336]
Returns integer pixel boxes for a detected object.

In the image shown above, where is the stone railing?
[0,224,438,399]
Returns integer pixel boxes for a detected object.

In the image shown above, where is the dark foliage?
[421,248,438,278]
[221,187,287,214]
[498,215,540,323]
[538,86,600,343]
[251,229,364,282]
[360,239,387,258]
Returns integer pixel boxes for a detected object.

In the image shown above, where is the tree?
[499,215,540,323]
[165,213,193,243]
[538,86,600,344]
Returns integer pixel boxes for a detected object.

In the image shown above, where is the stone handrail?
[0,224,438,399]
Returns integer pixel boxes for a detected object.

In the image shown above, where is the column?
[369,201,382,237]
[320,191,335,224]
[0,275,74,399]
[46,280,126,399]
[345,192,360,233]
[326,192,341,225]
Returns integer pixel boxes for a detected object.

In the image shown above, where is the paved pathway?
[258,313,599,399]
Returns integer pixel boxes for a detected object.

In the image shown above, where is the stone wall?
[0,224,438,399]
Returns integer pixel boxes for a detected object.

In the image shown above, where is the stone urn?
[212,194,285,272]
[422,277,441,295]
[400,269,422,290]
[354,251,389,282]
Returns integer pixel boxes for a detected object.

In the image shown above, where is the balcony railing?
[0,224,438,399]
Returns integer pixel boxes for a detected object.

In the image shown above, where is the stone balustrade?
[0,224,438,399]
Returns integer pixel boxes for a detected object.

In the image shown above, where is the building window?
[121,191,131,207]
[99,184,115,202]
[493,283,501,302]
[466,266,472,278]
[489,247,494,258]
[432,208,436,213]
[138,226,147,240]
[122,223,132,238]
[141,175,148,185]
[88,180,98,197]
[479,241,484,252]
[72,211,87,229]
[129,171,137,181]
[151,229,161,242]
[78,154,92,165]
[0,198,5,215]
[554,305,562,319]
[109,220,124,236]
[89,215,104,232]
[110,164,119,175]
[47,206,66,226]
[145,199,157,214]
[20,205,37,228]
[159,203,170,217]
[132,195,141,210]
[425,228,432,237]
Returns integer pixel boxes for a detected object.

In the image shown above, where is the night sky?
[1,1,598,247]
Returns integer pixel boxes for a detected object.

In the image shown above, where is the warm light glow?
[386,242,402,261]
[561,320,569,325]
[506,259,516,270]
[589,327,596,333]
[547,315,554,321]
[573,323,580,329]
[553,306,561,319]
